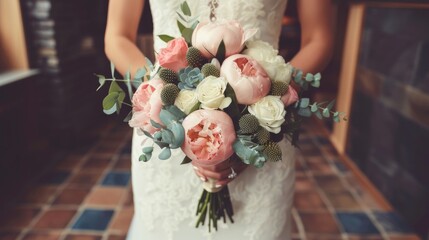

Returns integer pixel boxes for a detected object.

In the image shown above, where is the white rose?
[248,96,286,134]
[196,76,232,110]
[174,90,199,115]
[243,40,292,84]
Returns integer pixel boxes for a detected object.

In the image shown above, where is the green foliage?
[233,136,267,168]
[295,98,347,122]
[158,34,175,43]
[292,68,321,91]
[216,40,226,62]
[180,1,191,16]
[181,156,192,165]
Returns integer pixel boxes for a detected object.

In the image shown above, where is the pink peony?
[281,85,299,107]
[220,54,271,105]
[129,77,164,134]
[192,21,257,59]
[181,109,236,166]
[158,37,189,72]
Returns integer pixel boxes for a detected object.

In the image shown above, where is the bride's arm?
[290,0,337,73]
[105,0,147,77]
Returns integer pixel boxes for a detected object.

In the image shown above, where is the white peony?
[248,96,286,134]
[243,40,292,84]
[196,76,231,110]
[174,90,199,115]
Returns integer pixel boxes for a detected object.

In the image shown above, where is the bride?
[105,0,336,239]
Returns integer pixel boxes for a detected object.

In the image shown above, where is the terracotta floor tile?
[388,235,421,240]
[298,211,341,234]
[325,191,361,210]
[85,187,126,207]
[65,234,102,240]
[110,207,134,233]
[20,186,58,205]
[81,155,111,172]
[0,207,40,229]
[107,235,126,240]
[315,175,346,192]
[348,236,384,240]
[22,231,62,240]
[295,176,317,192]
[68,171,102,187]
[307,160,335,175]
[33,209,76,229]
[123,189,134,207]
[55,154,85,170]
[306,234,343,240]
[294,191,327,211]
[53,187,90,205]
[113,158,131,171]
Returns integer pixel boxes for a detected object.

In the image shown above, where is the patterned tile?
[85,187,126,207]
[22,230,62,240]
[299,211,341,234]
[336,212,379,235]
[53,187,90,206]
[33,209,77,229]
[39,171,70,185]
[71,209,114,231]
[324,191,361,210]
[110,207,133,233]
[81,155,111,172]
[373,211,413,233]
[65,234,102,240]
[315,175,346,192]
[107,235,126,240]
[294,175,316,192]
[348,236,384,240]
[20,186,58,205]
[294,191,327,210]
[0,207,41,229]
[68,172,102,188]
[101,172,130,187]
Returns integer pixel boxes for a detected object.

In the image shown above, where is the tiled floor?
[0,122,421,240]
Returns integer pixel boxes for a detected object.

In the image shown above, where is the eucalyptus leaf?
[299,98,310,108]
[134,68,147,80]
[103,92,119,110]
[315,110,323,119]
[180,1,191,16]
[311,80,320,88]
[124,71,133,100]
[165,105,187,120]
[109,80,123,94]
[160,109,177,126]
[158,34,175,43]
[305,73,314,82]
[153,131,162,140]
[110,62,115,79]
[326,99,336,111]
[314,73,322,81]
[159,147,172,160]
[154,140,169,149]
[298,108,311,117]
[145,57,154,70]
[310,103,318,113]
[181,156,192,165]
[333,115,340,123]
[132,78,143,89]
[123,110,133,122]
[95,74,106,91]
[142,130,154,139]
[182,28,194,45]
[139,154,148,162]
[116,91,126,114]
[143,146,154,154]
[322,108,330,118]
[150,119,164,129]
[177,20,185,33]
[161,129,175,144]
[168,120,185,149]
[103,104,117,115]
[191,20,199,30]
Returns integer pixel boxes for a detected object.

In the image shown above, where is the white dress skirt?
[127,0,294,239]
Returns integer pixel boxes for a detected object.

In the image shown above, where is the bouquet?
[96,1,346,232]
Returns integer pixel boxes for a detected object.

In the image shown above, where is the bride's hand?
[192,159,247,186]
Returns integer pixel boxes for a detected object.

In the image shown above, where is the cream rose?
[174,90,199,115]
[196,76,231,110]
[243,40,292,84]
[248,96,286,134]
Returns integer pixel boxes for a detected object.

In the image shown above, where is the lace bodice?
[149,0,289,53]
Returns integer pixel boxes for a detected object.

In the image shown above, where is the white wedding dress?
[128,0,294,239]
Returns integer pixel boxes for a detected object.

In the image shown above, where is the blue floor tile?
[336,212,380,234]
[39,171,70,184]
[72,209,114,231]
[374,211,413,233]
[101,172,130,186]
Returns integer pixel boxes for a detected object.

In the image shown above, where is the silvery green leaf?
[168,121,185,149]
[182,28,194,45]
[150,119,163,129]
[110,62,115,79]
[116,91,126,114]
[143,146,154,154]
[191,20,199,30]
[159,147,172,160]
[315,110,323,119]
[123,111,133,122]
[134,68,146,80]
[177,20,185,33]
[299,98,310,108]
[158,34,175,43]
[103,104,117,115]
[160,109,177,126]
[95,74,106,91]
[145,57,154,71]
[322,108,330,118]
[142,130,154,139]
[132,78,143,89]
[305,73,314,82]
[181,156,192,165]
[310,103,318,113]
[311,80,320,88]
[165,105,186,120]
[327,100,336,111]
[124,71,133,100]
[109,80,123,94]
[298,108,311,117]
[153,131,162,140]
[333,114,340,123]
[154,140,169,149]
[180,1,191,16]
[314,73,322,81]
[103,92,119,110]
[161,129,175,144]
[139,154,148,162]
